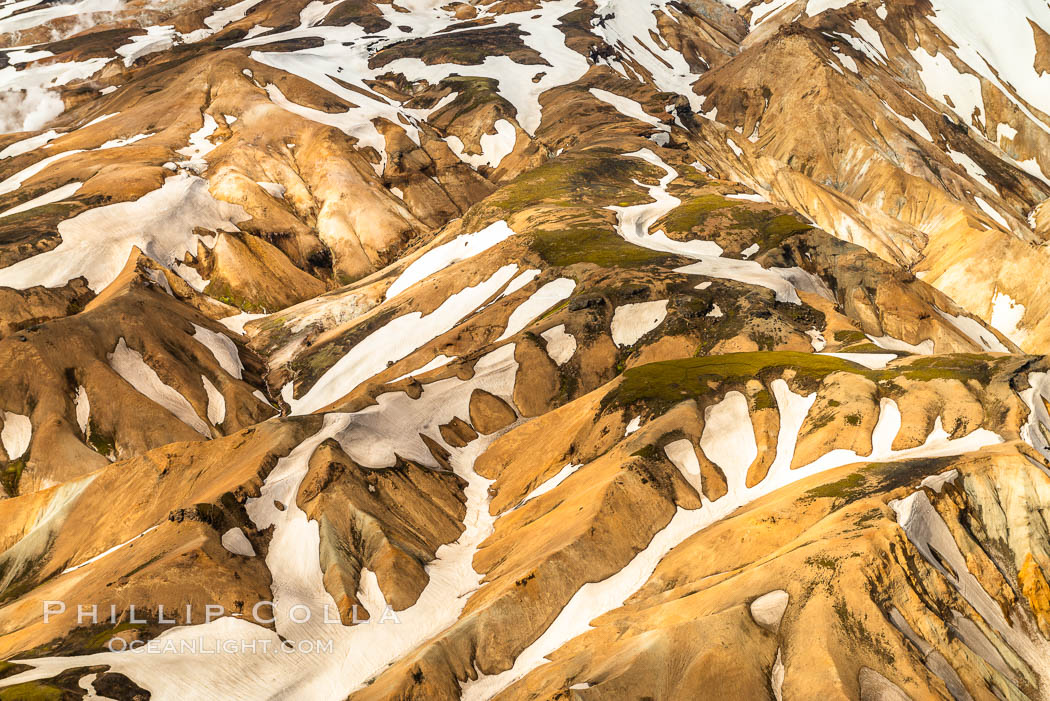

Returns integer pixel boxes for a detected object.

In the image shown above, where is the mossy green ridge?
[602,351,1006,413]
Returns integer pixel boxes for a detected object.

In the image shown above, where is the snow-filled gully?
[609,149,833,304]
[890,371,1050,698]
[1,346,523,700]
[462,381,1003,698]
[230,0,592,176]
[3,344,1009,699]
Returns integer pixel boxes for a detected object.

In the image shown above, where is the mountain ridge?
[1,0,1050,699]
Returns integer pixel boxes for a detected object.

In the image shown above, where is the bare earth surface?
[2,0,1050,699]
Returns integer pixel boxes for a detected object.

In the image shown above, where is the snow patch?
[386,220,516,300]
[0,181,81,218]
[540,324,576,366]
[611,299,668,347]
[497,278,576,341]
[990,291,1026,344]
[202,376,226,426]
[0,129,58,158]
[818,352,897,369]
[257,181,286,199]
[446,119,516,170]
[117,25,177,67]
[74,386,90,435]
[589,88,669,136]
[287,265,520,414]
[219,312,266,335]
[108,338,210,436]
[866,334,935,355]
[700,391,757,488]
[1,411,31,459]
[664,439,704,497]
[221,527,256,557]
[192,324,243,379]
[750,589,789,632]
[0,174,247,292]
[518,463,583,508]
[935,307,1010,352]
[62,525,159,574]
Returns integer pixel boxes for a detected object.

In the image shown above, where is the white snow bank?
[540,324,576,366]
[62,525,159,574]
[446,119,517,169]
[726,193,765,203]
[0,181,80,218]
[750,590,789,632]
[202,376,226,426]
[176,114,220,171]
[990,291,1026,344]
[0,174,247,292]
[117,25,177,67]
[919,469,958,494]
[192,323,243,379]
[589,88,669,134]
[611,300,668,347]
[287,264,520,414]
[219,312,266,335]
[935,307,1010,353]
[674,258,826,305]
[0,129,58,159]
[866,334,934,355]
[386,220,516,300]
[1,411,31,459]
[818,352,897,369]
[518,463,584,508]
[74,386,90,435]
[663,439,704,498]
[256,181,285,199]
[497,278,576,341]
[108,338,210,436]
[221,527,256,556]
[700,391,757,487]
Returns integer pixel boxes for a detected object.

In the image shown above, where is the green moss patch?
[489,149,658,212]
[0,457,25,497]
[656,194,812,250]
[603,351,861,412]
[894,354,998,384]
[601,351,1006,414]
[203,282,267,314]
[0,681,66,700]
[804,455,957,506]
[87,421,115,459]
[0,665,109,700]
[0,661,29,680]
[530,226,670,268]
[834,330,867,344]
[658,194,734,233]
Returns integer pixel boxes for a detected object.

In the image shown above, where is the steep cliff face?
[1,0,1050,699]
